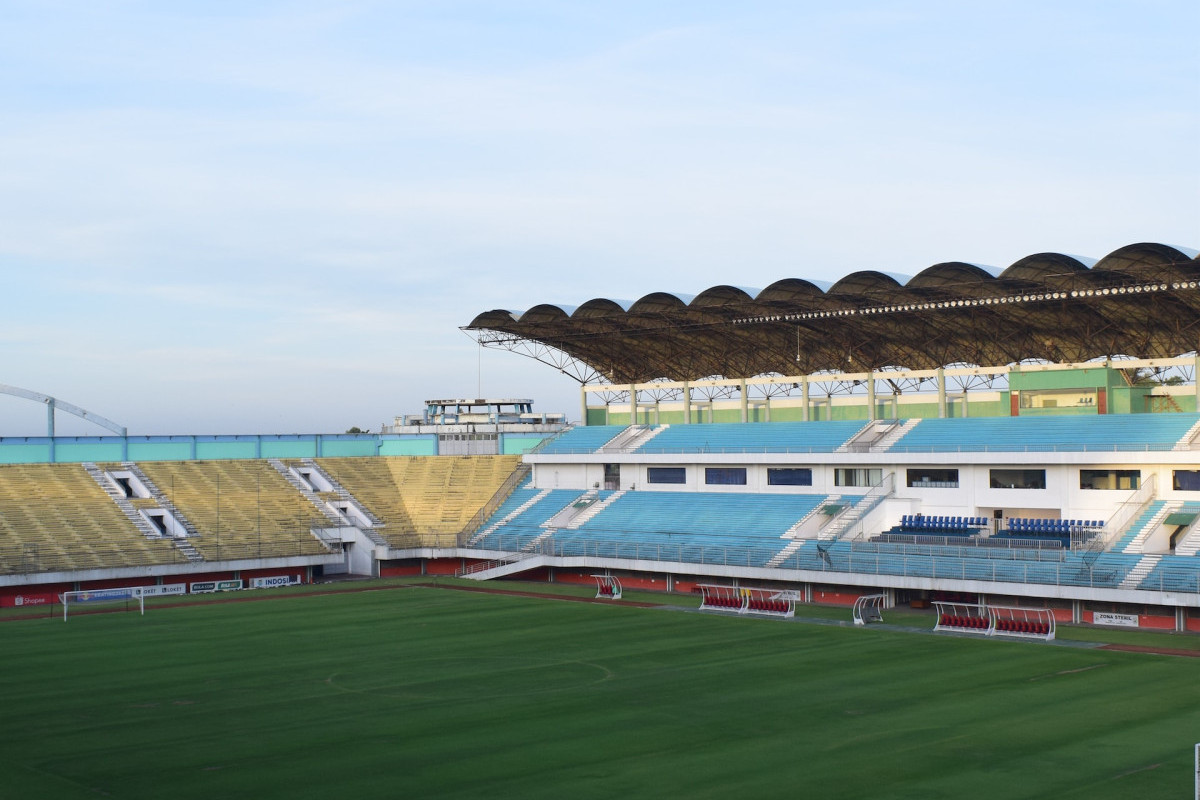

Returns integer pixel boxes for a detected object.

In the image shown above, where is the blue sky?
[1,1,1197,435]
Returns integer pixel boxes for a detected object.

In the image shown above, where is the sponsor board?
[190,580,244,594]
[140,584,186,597]
[1,592,58,608]
[1094,612,1139,628]
[250,575,300,589]
[74,588,143,603]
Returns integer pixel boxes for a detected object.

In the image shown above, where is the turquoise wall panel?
[0,443,52,463]
[55,442,126,462]
[196,441,259,460]
[128,441,193,461]
[501,435,550,455]
[321,439,378,457]
[379,438,436,456]
[261,441,319,459]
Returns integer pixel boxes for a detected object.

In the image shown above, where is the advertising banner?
[0,592,58,608]
[250,575,299,589]
[1093,612,1139,627]
[73,588,142,603]
[190,580,242,594]
[140,584,186,597]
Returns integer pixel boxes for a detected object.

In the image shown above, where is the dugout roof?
[466,243,1200,384]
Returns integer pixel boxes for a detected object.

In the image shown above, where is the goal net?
[59,587,145,622]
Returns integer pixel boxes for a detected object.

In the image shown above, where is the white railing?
[462,534,1200,593]
[1092,473,1158,553]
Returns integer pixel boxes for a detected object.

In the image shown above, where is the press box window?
[1174,470,1200,492]
[767,468,812,486]
[647,467,686,485]
[906,468,959,488]
[989,469,1046,490]
[1080,470,1140,490]
[834,468,882,488]
[705,467,747,486]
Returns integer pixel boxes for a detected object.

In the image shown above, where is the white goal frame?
[59,587,145,621]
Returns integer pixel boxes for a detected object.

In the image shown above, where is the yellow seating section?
[136,460,333,559]
[0,463,181,574]
[315,455,520,547]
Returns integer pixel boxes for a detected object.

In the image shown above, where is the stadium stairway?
[1119,501,1171,553]
[268,460,355,527]
[468,486,552,546]
[561,491,625,529]
[458,552,547,580]
[82,463,165,542]
[1119,554,1164,590]
[120,462,202,539]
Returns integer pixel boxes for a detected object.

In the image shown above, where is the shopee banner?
[0,592,58,608]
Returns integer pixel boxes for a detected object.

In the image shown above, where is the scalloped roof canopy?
[467,243,1200,384]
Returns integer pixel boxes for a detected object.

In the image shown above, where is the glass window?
[705,467,747,486]
[1080,470,1140,490]
[989,469,1046,490]
[834,468,882,487]
[906,468,959,488]
[647,467,686,485]
[1174,470,1200,492]
[767,468,812,486]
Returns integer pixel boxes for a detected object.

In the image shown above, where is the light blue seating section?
[473,487,594,550]
[634,420,868,454]
[549,491,851,566]
[771,540,1144,589]
[536,425,627,454]
[1139,555,1200,592]
[888,413,1200,453]
[468,480,1197,593]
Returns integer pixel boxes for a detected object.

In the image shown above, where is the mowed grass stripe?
[0,587,1196,800]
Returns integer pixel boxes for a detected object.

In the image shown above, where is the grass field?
[2,584,1198,800]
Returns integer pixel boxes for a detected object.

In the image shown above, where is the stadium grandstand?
[4,241,1200,635]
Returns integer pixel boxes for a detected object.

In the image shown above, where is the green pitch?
[1,586,1197,800]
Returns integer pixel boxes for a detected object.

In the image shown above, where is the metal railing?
[463,534,1200,594]
[457,464,532,545]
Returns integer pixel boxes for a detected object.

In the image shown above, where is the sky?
[0,1,1197,436]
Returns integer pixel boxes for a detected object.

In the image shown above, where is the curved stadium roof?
[467,243,1200,384]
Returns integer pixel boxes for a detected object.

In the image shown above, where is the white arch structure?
[0,383,127,436]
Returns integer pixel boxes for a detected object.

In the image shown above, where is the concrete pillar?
[629,384,637,425]
[579,385,588,425]
[937,368,947,418]
[801,378,810,422]
[682,382,691,424]
[867,372,876,421]
[740,379,748,423]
